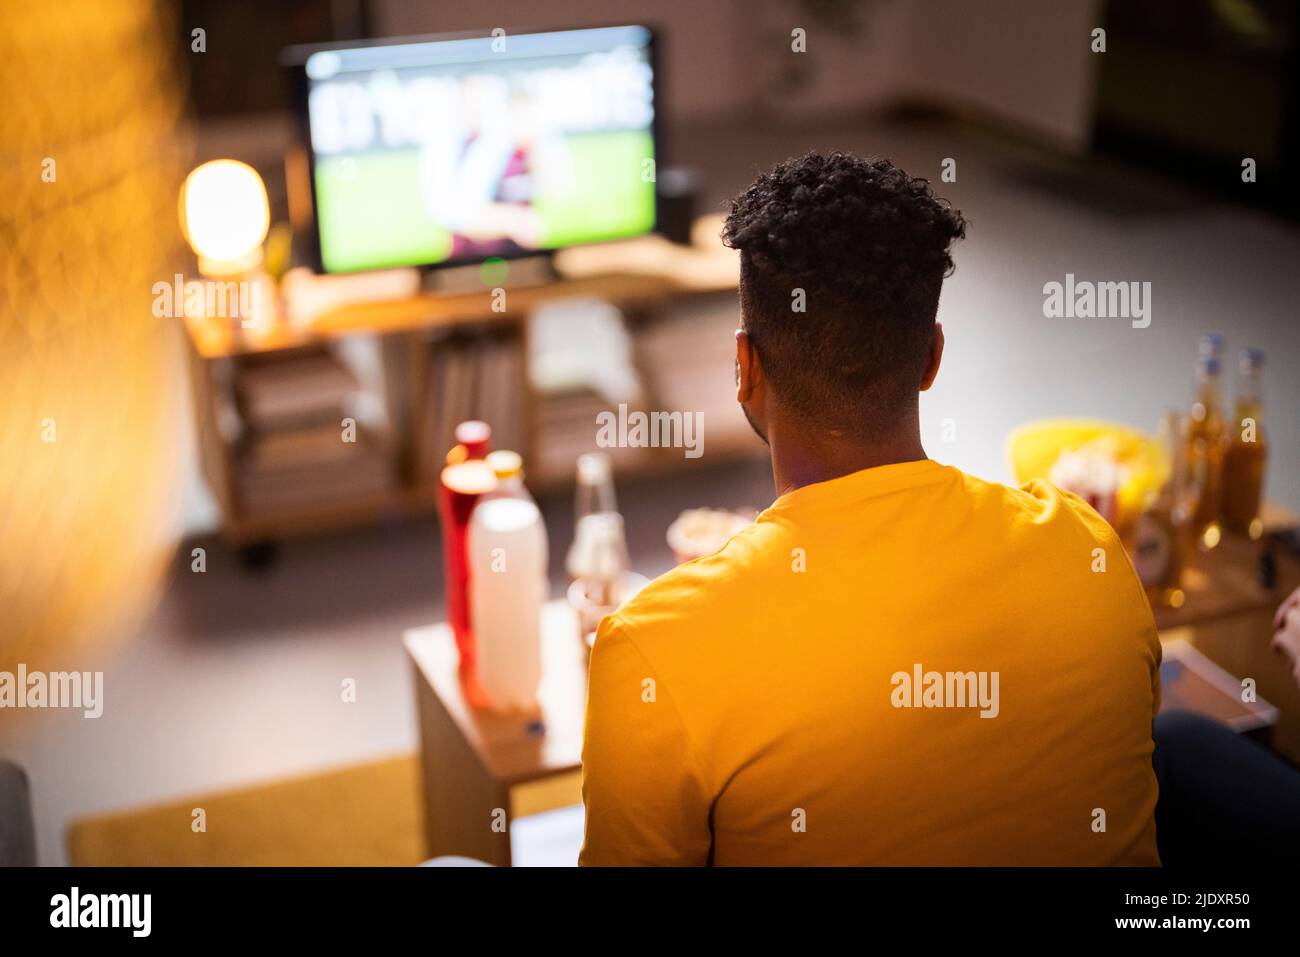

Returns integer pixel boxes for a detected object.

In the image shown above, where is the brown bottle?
[1186,339,1225,550]
[1222,349,1267,538]
[1133,411,1195,608]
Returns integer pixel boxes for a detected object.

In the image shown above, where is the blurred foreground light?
[1,0,186,682]
[180,160,270,274]
[1201,523,1222,551]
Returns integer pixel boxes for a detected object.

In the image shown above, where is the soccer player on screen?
[419,75,556,257]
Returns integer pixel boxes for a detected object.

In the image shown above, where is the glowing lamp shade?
[180,160,270,273]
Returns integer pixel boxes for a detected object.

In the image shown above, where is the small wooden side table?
[405,601,588,866]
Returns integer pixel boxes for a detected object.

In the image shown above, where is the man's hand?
[1270,586,1300,688]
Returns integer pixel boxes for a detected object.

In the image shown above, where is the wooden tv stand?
[181,217,752,549]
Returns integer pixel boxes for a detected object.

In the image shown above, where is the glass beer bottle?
[1186,345,1225,550]
[1222,349,1267,538]
[1132,411,1195,608]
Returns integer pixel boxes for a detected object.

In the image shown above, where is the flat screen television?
[285,25,659,274]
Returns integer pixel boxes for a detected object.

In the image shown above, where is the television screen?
[291,25,658,274]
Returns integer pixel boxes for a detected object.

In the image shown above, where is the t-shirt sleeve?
[579,616,713,866]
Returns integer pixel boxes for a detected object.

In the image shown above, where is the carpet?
[67,754,426,867]
[66,754,585,866]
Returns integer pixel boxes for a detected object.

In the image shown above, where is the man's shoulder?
[935,467,1151,622]
[960,469,1124,546]
[601,517,790,649]
[963,470,1155,628]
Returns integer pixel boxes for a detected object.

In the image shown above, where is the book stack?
[528,389,653,485]
[233,347,392,514]
[637,300,758,455]
[416,331,527,478]
[527,300,651,484]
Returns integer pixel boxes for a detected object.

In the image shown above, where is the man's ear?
[919,322,944,392]
[735,328,761,402]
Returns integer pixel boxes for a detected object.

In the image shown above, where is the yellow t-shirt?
[580,459,1161,865]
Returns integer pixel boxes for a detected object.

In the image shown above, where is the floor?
[6,114,1299,866]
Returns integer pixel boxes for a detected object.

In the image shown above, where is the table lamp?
[180,159,268,273]
[178,159,277,331]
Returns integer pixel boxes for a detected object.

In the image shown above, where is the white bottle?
[468,451,548,711]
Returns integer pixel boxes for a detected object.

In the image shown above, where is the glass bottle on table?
[1133,411,1196,609]
[1222,349,1267,539]
[567,452,628,607]
[565,452,646,648]
[1186,342,1226,551]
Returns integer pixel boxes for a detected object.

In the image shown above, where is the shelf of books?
[183,221,764,546]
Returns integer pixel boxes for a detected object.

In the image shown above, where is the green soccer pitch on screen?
[291,26,658,274]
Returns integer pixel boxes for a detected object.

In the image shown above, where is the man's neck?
[768,414,928,497]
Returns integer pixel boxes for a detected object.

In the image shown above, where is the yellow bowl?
[1006,418,1170,531]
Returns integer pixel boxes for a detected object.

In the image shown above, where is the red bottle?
[438,421,494,679]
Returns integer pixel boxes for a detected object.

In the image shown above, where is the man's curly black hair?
[722,152,966,436]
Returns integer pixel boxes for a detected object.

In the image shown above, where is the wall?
[373,0,1100,147]
[899,0,1100,148]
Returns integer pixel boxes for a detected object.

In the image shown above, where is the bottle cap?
[441,459,496,495]
[1197,354,1220,375]
[576,451,612,486]
[1198,334,1224,358]
[486,449,523,480]
[454,420,492,457]
[1240,348,1264,371]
